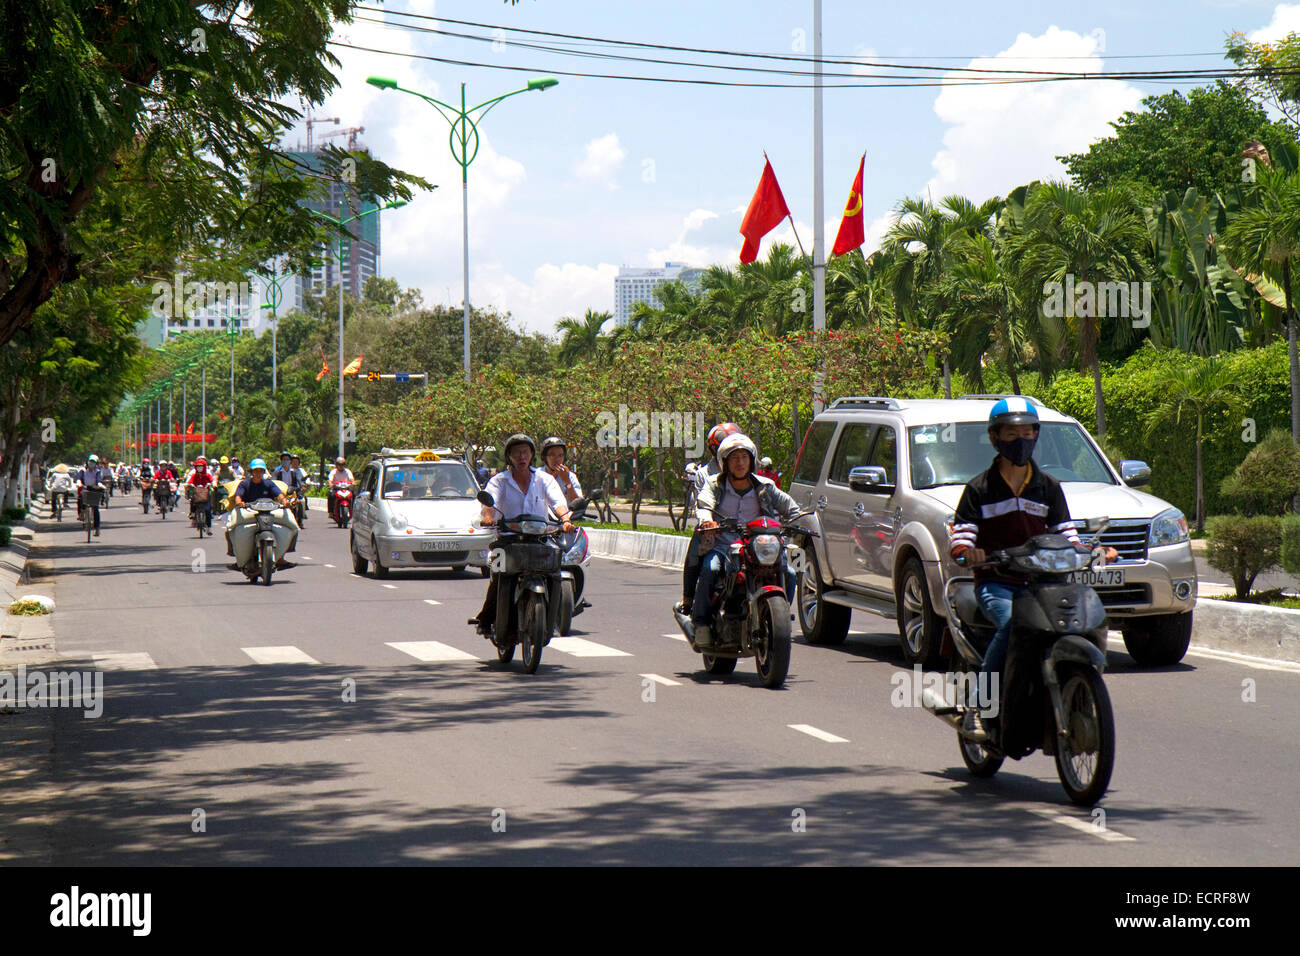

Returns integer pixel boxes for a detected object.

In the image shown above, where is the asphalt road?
[3,493,1298,865]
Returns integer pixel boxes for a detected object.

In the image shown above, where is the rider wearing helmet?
[469,434,576,637]
[540,436,583,505]
[475,459,490,486]
[215,455,235,482]
[227,457,296,566]
[948,398,1117,739]
[675,422,742,612]
[327,456,354,520]
[185,456,216,530]
[690,433,802,646]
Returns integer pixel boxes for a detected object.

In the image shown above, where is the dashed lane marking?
[381,584,398,590]
[1028,808,1136,843]
[787,723,849,743]
[547,637,632,658]
[423,599,442,606]
[662,633,688,642]
[640,673,681,686]
[387,641,479,662]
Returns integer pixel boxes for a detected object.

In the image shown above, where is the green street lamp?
[309,198,409,458]
[367,74,558,383]
[259,264,296,394]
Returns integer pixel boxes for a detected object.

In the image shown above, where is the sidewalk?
[0,502,58,665]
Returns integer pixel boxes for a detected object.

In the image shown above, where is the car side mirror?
[848,465,890,493]
[1119,460,1151,487]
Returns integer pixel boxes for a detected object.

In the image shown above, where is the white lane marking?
[662,632,688,642]
[1106,636,1300,674]
[548,637,632,658]
[640,673,682,686]
[91,652,158,671]
[387,641,478,662]
[241,646,319,665]
[1028,808,1136,842]
[381,584,398,590]
[324,563,335,568]
[423,599,442,606]
[301,556,311,560]
[788,723,849,743]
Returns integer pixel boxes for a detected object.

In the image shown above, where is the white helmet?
[716,433,758,474]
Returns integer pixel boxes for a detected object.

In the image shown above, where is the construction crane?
[303,108,339,151]
[318,126,366,150]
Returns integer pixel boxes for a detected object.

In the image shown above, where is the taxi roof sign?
[413,450,440,461]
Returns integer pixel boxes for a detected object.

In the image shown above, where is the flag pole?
[786,214,807,258]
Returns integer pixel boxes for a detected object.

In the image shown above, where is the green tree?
[556,309,613,363]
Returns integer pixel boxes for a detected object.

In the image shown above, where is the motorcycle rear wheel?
[520,593,545,674]
[496,640,516,663]
[1053,666,1116,806]
[701,653,737,675]
[754,597,792,689]
[959,709,1004,777]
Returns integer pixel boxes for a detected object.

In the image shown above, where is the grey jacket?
[695,471,802,525]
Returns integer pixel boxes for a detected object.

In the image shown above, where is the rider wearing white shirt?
[327,457,354,519]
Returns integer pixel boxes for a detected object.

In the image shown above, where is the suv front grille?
[1093,583,1151,608]
[1097,520,1150,560]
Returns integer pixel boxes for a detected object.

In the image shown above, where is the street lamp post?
[367,74,557,383]
[308,198,407,458]
[260,264,294,395]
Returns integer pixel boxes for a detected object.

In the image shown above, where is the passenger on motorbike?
[691,433,801,646]
[469,434,575,637]
[676,422,741,613]
[226,458,298,567]
[949,398,1119,731]
[540,436,583,505]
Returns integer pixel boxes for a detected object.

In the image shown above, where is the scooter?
[923,528,1117,806]
[186,483,213,538]
[226,499,297,585]
[331,480,354,528]
[556,488,602,635]
[672,516,814,689]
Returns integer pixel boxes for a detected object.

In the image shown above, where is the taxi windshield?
[382,462,478,499]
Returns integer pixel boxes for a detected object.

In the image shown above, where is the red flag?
[342,354,363,377]
[831,154,865,258]
[114,444,120,451]
[187,422,195,434]
[316,347,330,382]
[739,156,791,264]
[218,411,227,420]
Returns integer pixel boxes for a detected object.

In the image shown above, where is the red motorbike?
[331,480,355,528]
[671,516,814,689]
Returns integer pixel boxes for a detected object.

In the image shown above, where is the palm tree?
[1143,356,1244,532]
[556,309,612,364]
[1223,162,1300,444]
[939,234,1028,394]
[1010,182,1149,436]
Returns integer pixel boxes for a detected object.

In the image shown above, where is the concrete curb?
[0,513,38,604]
[586,527,690,571]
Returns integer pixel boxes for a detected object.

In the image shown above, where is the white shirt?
[329,467,354,484]
[483,468,568,521]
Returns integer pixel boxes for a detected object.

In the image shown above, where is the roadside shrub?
[1,506,27,523]
[1206,514,1283,599]
[0,526,9,547]
[1220,428,1300,515]
[1281,515,1300,574]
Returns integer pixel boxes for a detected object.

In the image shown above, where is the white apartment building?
[614,261,702,325]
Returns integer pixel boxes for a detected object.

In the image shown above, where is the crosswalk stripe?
[241,646,319,665]
[788,723,849,743]
[547,637,632,658]
[387,641,479,662]
[91,652,157,671]
[640,673,681,686]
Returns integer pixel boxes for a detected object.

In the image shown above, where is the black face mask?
[996,436,1036,466]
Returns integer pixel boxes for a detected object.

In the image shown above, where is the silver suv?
[790,396,1197,666]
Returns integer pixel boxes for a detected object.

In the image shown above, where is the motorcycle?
[330,480,354,528]
[555,488,602,635]
[153,479,176,518]
[476,489,585,674]
[118,473,133,494]
[672,516,812,689]
[226,498,296,585]
[284,488,306,527]
[139,476,153,513]
[923,528,1117,806]
[186,483,213,537]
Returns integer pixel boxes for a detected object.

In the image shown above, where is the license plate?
[1068,568,1125,587]
[418,539,462,551]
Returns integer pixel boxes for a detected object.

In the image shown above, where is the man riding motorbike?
[691,433,801,646]
[676,422,741,613]
[184,456,216,531]
[468,434,575,637]
[273,451,307,524]
[540,436,583,505]
[326,456,354,521]
[225,458,298,569]
[948,398,1119,739]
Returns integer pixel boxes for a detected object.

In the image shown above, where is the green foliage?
[1280,515,1300,573]
[1,506,28,523]
[1220,428,1300,515]
[1206,514,1283,599]
[0,527,9,547]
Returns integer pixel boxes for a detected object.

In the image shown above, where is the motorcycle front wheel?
[496,640,516,663]
[557,580,574,636]
[260,539,274,586]
[1053,665,1116,806]
[959,708,1004,777]
[754,596,792,689]
[520,592,545,674]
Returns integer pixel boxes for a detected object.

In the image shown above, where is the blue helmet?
[248,457,268,471]
[988,396,1039,430]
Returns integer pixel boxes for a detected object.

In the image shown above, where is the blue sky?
[292,0,1300,334]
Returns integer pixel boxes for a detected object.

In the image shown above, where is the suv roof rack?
[374,447,460,460]
[827,396,902,411]
[957,394,1044,406]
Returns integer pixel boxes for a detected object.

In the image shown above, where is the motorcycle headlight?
[389,513,407,531]
[752,534,781,565]
[520,519,548,535]
[1023,547,1089,573]
[563,530,588,564]
[1149,507,1189,547]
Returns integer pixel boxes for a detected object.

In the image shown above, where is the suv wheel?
[1122,611,1192,666]
[797,547,850,645]
[896,556,946,668]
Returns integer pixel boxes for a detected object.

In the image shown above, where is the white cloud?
[471,261,620,335]
[645,208,731,265]
[1249,3,1300,41]
[923,26,1144,203]
[575,133,628,189]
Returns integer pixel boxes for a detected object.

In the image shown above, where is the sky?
[286,0,1300,336]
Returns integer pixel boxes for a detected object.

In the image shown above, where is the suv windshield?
[908,422,1115,489]
[382,462,478,499]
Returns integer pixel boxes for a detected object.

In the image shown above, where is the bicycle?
[82,486,104,542]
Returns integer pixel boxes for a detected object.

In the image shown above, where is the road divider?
[585,528,690,571]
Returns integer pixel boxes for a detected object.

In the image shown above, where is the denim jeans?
[975,581,1024,678]
[692,545,797,625]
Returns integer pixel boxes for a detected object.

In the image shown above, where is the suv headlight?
[389,513,408,531]
[1149,508,1189,547]
[751,534,781,565]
